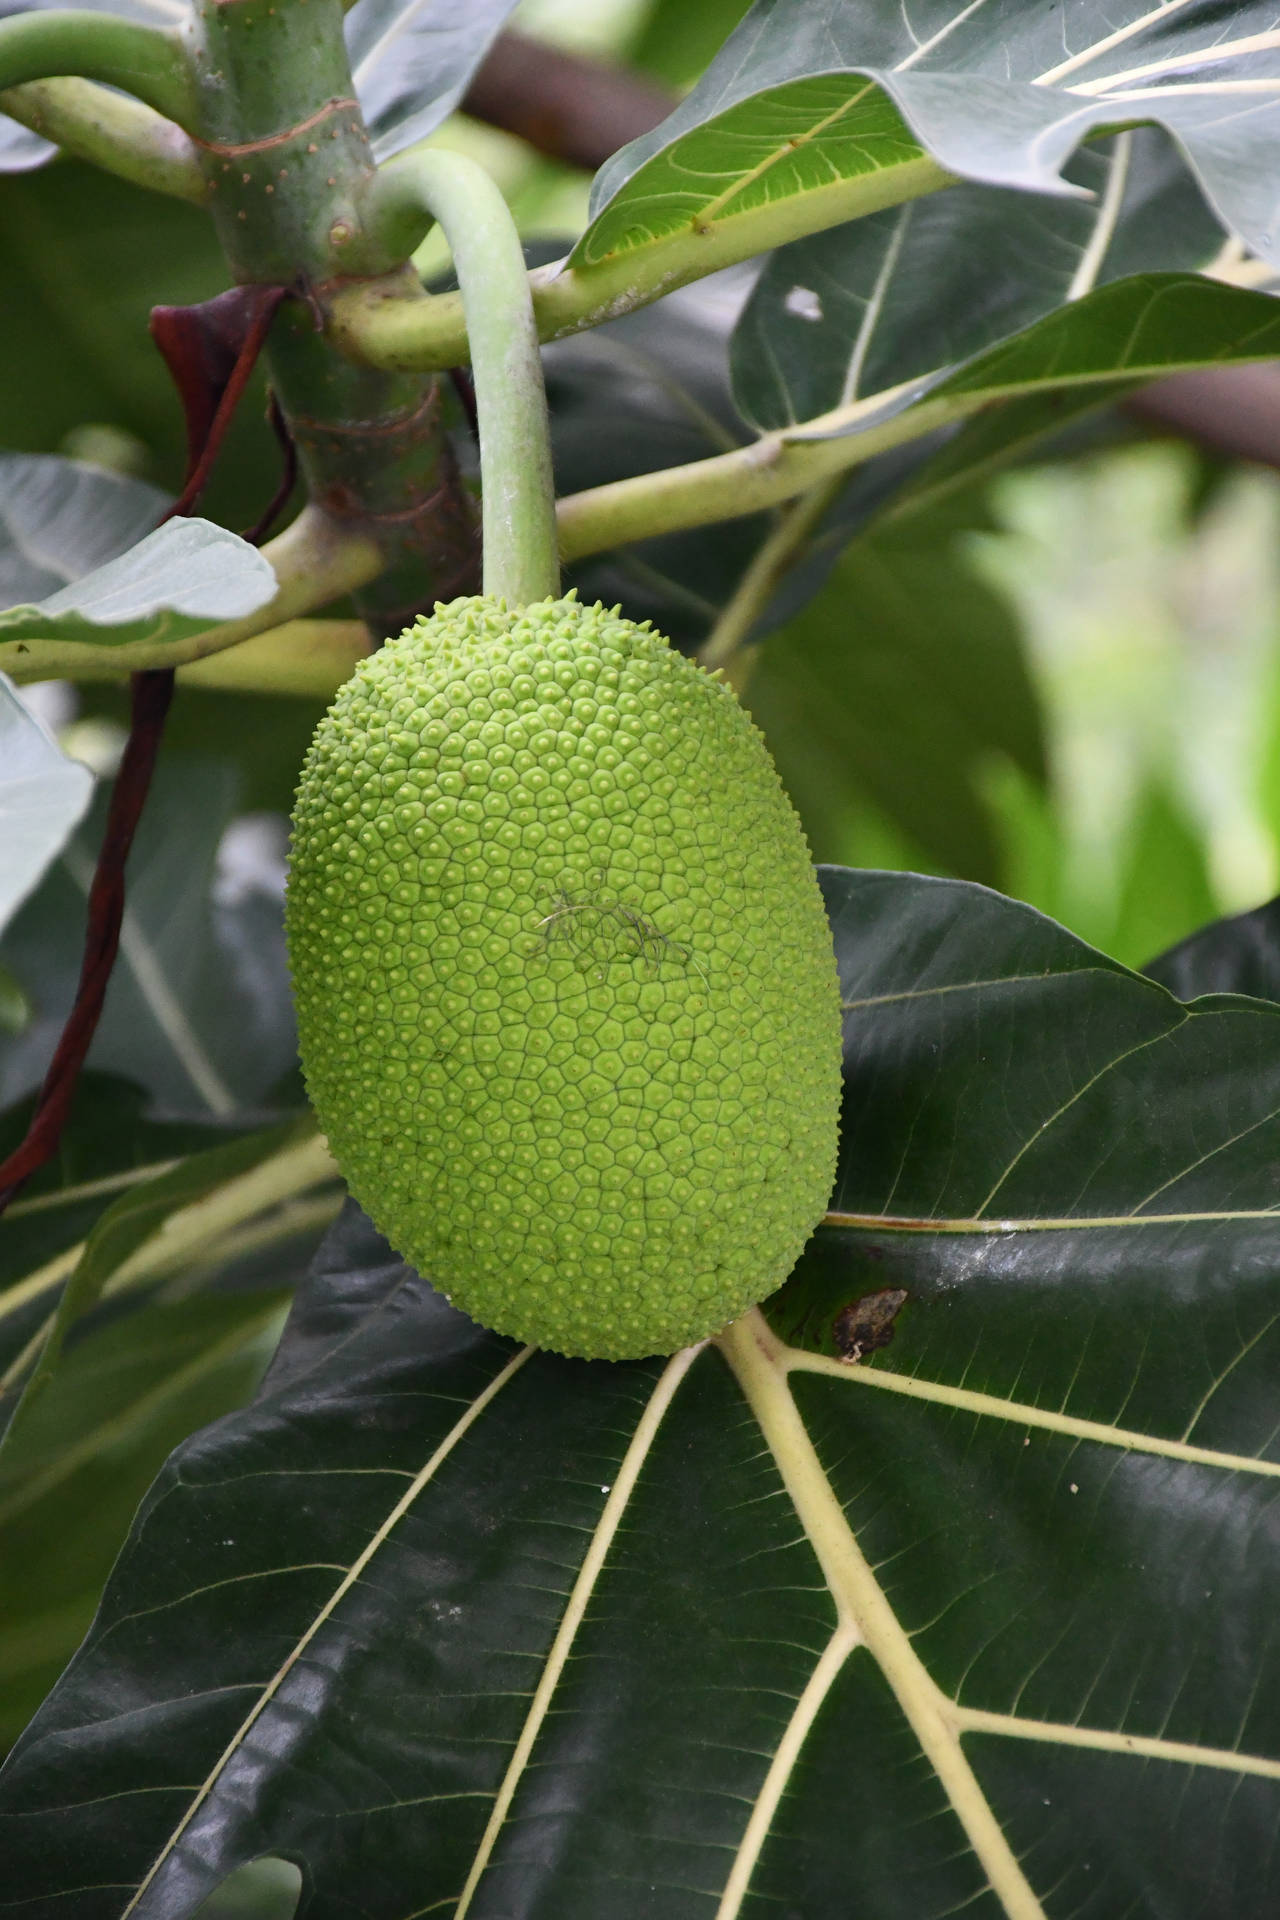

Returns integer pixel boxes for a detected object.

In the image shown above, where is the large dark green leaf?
[0,762,298,1116]
[798,274,1280,447]
[743,496,1045,884]
[1145,895,1280,1007]
[344,0,520,162]
[0,1111,338,1753]
[548,278,764,652]
[5,870,1280,1917]
[732,128,1225,430]
[584,0,1280,275]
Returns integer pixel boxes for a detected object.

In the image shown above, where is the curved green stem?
[556,378,942,564]
[696,479,843,690]
[330,154,955,377]
[360,151,558,607]
[0,78,205,201]
[0,11,197,130]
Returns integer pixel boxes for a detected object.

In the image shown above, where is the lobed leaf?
[3,871,1280,1916]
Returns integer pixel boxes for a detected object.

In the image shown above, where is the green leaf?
[0,763,299,1118]
[799,274,1280,446]
[743,495,1045,884]
[5,871,1280,1916]
[626,0,751,91]
[584,0,1280,278]
[0,163,278,533]
[345,0,521,162]
[0,453,169,605]
[732,127,1224,430]
[0,1114,336,1755]
[0,1075,257,1358]
[575,61,939,275]
[0,1288,288,1753]
[0,672,91,937]
[1146,897,1280,1006]
[0,516,276,663]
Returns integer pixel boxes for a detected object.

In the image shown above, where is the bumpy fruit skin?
[287,595,841,1360]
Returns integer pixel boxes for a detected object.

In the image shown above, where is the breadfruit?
[286,593,841,1360]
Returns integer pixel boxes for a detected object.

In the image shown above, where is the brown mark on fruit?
[535,879,705,980]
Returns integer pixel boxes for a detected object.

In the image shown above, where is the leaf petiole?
[0,78,206,200]
[0,10,197,131]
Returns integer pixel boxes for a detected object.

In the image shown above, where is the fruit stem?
[360,150,559,608]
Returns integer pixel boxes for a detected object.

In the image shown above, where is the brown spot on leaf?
[833,1288,908,1364]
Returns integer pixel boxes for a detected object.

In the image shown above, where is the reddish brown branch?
[242,388,298,545]
[0,291,292,1214]
[1125,365,1280,469]
[461,30,676,174]
[0,670,175,1210]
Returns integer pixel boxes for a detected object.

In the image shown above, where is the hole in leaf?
[189,1858,302,1920]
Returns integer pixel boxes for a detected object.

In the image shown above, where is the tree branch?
[461,30,676,173]
[0,669,174,1212]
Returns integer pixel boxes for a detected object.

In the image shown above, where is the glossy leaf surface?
[1146,895,1280,1007]
[4,869,1279,1918]
[584,0,1280,273]
[796,274,1280,446]
[732,128,1224,430]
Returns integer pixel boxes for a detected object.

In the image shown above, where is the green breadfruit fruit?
[286,593,842,1360]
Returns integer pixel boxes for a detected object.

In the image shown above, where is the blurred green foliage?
[973,442,1280,962]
